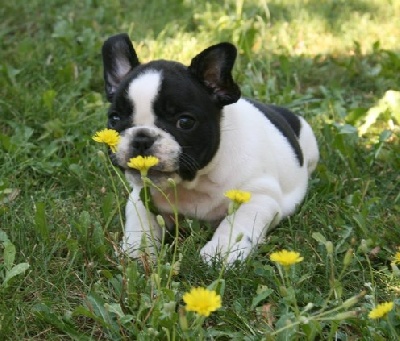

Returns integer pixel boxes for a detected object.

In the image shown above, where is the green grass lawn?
[1,0,399,339]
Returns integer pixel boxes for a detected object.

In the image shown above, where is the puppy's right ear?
[102,33,140,102]
[189,42,240,108]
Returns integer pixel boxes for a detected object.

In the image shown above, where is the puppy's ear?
[189,43,241,107]
[102,33,140,102]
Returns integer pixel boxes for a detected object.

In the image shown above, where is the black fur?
[188,43,241,107]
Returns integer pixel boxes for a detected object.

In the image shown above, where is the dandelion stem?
[101,152,125,231]
[270,320,301,336]
[166,179,180,288]
[283,267,300,319]
[216,210,236,283]
[188,314,205,339]
[387,316,399,338]
[142,176,160,259]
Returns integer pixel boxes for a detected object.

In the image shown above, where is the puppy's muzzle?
[131,129,156,157]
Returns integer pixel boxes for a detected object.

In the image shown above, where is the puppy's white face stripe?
[128,70,162,126]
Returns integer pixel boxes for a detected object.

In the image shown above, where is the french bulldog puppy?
[101,33,319,264]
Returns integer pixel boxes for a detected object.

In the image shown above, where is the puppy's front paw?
[200,237,253,265]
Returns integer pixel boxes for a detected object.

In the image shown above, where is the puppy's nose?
[132,131,155,155]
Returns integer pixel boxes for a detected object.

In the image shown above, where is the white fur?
[197,100,318,262]
[128,71,162,126]
[122,98,319,264]
[122,186,162,256]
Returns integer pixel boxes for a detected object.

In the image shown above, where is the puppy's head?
[101,34,241,186]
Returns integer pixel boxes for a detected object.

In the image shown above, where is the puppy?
[101,34,319,264]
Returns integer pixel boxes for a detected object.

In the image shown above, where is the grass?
[1,0,399,339]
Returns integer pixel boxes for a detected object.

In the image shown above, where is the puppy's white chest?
[151,176,228,221]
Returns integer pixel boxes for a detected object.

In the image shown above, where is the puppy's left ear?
[102,33,140,102]
[189,43,241,107]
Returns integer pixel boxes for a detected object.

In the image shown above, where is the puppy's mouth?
[126,167,176,177]
[123,159,179,179]
[124,165,180,188]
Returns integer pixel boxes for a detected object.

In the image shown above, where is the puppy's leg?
[122,187,162,258]
[200,193,282,264]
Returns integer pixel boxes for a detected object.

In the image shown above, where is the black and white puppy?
[101,33,319,264]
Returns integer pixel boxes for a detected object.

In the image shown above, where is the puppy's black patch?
[147,62,222,181]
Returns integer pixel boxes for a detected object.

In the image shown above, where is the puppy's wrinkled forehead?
[127,70,162,126]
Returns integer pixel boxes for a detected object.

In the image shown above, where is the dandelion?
[270,249,304,267]
[393,252,400,264]
[224,189,251,204]
[92,128,120,153]
[183,287,222,317]
[368,302,394,319]
[127,155,159,176]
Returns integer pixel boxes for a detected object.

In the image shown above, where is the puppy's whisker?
[186,158,200,171]
[179,153,200,172]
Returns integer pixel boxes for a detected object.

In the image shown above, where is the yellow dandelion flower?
[183,287,222,317]
[224,189,251,204]
[92,129,120,153]
[368,302,394,319]
[270,249,304,267]
[393,252,400,264]
[127,155,159,176]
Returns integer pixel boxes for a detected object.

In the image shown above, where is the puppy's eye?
[108,114,120,128]
[176,115,196,130]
